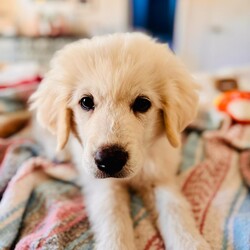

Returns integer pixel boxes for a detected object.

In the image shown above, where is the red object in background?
[0,75,42,90]
[214,91,250,124]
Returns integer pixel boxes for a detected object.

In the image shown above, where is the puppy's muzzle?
[94,145,128,176]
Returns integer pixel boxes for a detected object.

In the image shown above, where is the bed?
[0,64,250,250]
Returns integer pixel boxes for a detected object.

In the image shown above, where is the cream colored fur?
[30,33,211,250]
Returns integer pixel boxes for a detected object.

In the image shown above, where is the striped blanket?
[0,91,250,249]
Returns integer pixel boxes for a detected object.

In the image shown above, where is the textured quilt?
[0,77,250,250]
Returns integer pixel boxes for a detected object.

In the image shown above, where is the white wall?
[174,0,250,72]
[10,0,130,36]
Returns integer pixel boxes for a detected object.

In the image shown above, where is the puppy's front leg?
[84,180,136,250]
[155,184,211,250]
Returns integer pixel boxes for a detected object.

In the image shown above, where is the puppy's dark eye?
[132,96,151,113]
[79,96,95,111]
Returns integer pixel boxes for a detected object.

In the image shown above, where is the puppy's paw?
[95,241,136,250]
[167,236,211,250]
[196,241,211,250]
[183,238,211,250]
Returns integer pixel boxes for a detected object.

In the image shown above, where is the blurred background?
[0,0,250,73]
[1,3,250,249]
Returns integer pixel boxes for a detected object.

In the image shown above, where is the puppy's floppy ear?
[56,107,72,151]
[159,46,199,147]
[30,76,72,152]
[30,41,83,151]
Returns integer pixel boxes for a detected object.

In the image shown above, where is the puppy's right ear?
[29,78,71,152]
[158,45,199,148]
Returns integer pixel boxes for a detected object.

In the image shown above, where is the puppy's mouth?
[94,168,133,179]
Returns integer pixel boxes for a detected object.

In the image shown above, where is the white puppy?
[30,33,210,250]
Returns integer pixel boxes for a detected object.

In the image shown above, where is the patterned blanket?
[0,73,250,249]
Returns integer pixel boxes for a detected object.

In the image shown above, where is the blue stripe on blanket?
[130,193,149,228]
[180,133,200,172]
[0,200,26,222]
[65,230,94,250]
[222,184,244,250]
[233,192,250,250]
[0,217,22,248]
[26,181,76,216]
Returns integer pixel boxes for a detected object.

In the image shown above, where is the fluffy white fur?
[30,33,211,250]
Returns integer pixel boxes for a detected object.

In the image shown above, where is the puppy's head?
[30,33,198,179]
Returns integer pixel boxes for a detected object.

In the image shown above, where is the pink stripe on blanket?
[182,139,233,232]
[240,150,250,187]
[0,75,42,89]
[9,157,75,185]
[144,233,164,250]
[182,126,245,233]
[15,196,86,249]
[0,138,33,173]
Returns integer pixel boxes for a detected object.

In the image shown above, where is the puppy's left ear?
[55,107,72,151]
[30,80,72,152]
[160,47,199,147]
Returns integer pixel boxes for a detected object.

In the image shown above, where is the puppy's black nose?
[94,145,128,175]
